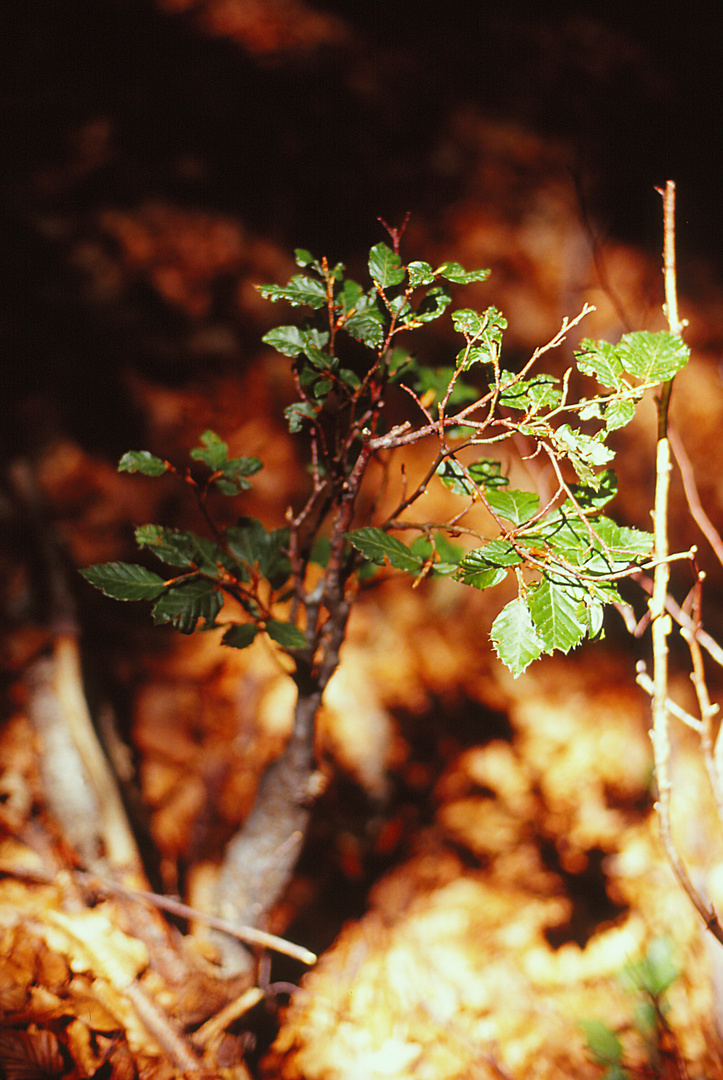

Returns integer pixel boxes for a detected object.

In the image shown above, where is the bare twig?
[647,180,723,947]
[669,424,723,569]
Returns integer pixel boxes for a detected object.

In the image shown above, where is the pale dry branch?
[647,180,723,949]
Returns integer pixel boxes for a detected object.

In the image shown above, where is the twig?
[669,424,723,569]
[635,664,702,732]
[634,572,723,668]
[648,181,723,947]
[76,872,318,965]
[191,987,265,1050]
[0,861,316,966]
[123,981,204,1072]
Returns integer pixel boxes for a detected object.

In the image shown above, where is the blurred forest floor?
[4,2,723,1077]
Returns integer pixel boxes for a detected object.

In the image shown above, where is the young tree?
[83,188,723,977]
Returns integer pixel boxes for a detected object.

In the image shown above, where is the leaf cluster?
[81,432,305,648]
[581,938,680,1080]
[82,238,689,680]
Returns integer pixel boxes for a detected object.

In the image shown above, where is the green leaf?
[368,243,405,288]
[592,517,654,560]
[457,307,507,369]
[568,471,618,510]
[191,430,228,471]
[456,564,507,591]
[135,525,196,567]
[496,372,560,411]
[616,330,689,383]
[455,540,524,586]
[310,536,331,567]
[338,278,363,313]
[552,424,614,485]
[437,262,490,284]
[433,532,465,571]
[527,577,587,655]
[227,518,291,585]
[344,308,386,348]
[491,598,544,676]
[407,260,436,287]
[294,248,315,268]
[452,309,486,337]
[80,562,166,601]
[604,398,636,431]
[262,325,306,357]
[576,340,623,389]
[486,488,540,526]
[118,451,169,477]
[413,284,452,324]
[214,452,263,495]
[222,624,259,649]
[347,527,423,573]
[266,620,307,649]
[284,401,318,433]
[622,937,679,998]
[257,275,327,309]
[151,579,223,634]
[411,364,477,406]
[436,458,509,497]
[580,1020,623,1065]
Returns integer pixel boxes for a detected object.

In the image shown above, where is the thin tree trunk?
[211,687,319,972]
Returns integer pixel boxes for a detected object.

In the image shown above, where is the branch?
[647,180,723,947]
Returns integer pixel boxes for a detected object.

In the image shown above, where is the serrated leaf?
[294,248,315,268]
[413,284,452,324]
[486,488,540,526]
[135,525,196,567]
[284,401,317,433]
[266,620,307,649]
[491,598,544,676]
[344,310,386,348]
[437,262,490,284]
[527,578,587,654]
[257,275,328,309]
[568,471,618,510]
[616,330,689,383]
[338,278,363,313]
[81,562,166,601]
[368,243,405,288]
[580,1020,623,1065]
[118,451,169,477]
[455,540,524,586]
[576,340,623,389]
[190,430,228,471]
[151,579,223,634]
[603,398,636,431]
[407,261,436,287]
[452,309,486,336]
[227,518,291,584]
[456,565,507,590]
[436,457,509,496]
[553,424,614,485]
[262,325,306,357]
[579,400,604,421]
[593,517,653,559]
[347,527,423,573]
[496,372,560,412]
[210,453,263,496]
[222,624,259,649]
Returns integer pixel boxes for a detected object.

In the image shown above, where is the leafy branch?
[81,197,723,979]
